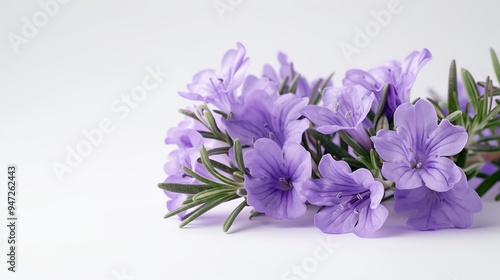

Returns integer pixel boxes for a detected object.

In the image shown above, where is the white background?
[1,0,500,279]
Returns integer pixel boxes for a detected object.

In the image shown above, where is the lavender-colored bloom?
[394,170,482,230]
[244,138,311,219]
[302,154,388,237]
[262,52,320,98]
[343,49,431,118]
[301,86,374,150]
[163,149,193,218]
[163,118,229,217]
[165,119,204,149]
[223,90,309,148]
[241,74,278,97]
[179,43,250,112]
[371,99,468,192]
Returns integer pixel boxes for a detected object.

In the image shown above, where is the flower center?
[409,150,425,169]
[336,190,370,214]
[334,102,340,112]
[209,77,227,93]
[411,157,424,169]
[278,177,293,191]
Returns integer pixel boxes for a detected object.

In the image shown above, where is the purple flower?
[223,90,309,148]
[302,154,388,237]
[301,86,374,150]
[244,138,311,219]
[163,149,193,218]
[394,170,482,230]
[343,49,431,118]
[179,43,250,112]
[164,119,204,149]
[371,99,468,192]
[163,118,229,217]
[262,52,323,98]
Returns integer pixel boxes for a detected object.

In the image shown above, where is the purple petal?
[301,105,344,134]
[371,129,411,163]
[353,204,389,237]
[284,143,312,183]
[165,192,188,219]
[314,205,359,234]
[421,156,462,192]
[244,138,310,220]
[382,162,423,190]
[244,138,283,178]
[220,42,250,90]
[262,64,279,84]
[302,179,343,206]
[246,178,306,219]
[342,69,380,92]
[426,119,467,156]
[317,154,353,183]
[394,170,482,230]
[394,99,438,144]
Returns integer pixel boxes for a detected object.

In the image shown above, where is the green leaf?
[485,118,500,129]
[179,109,199,121]
[223,199,248,232]
[308,78,323,104]
[478,81,500,96]
[468,144,500,152]
[338,131,370,158]
[308,129,353,160]
[212,109,229,119]
[200,146,238,186]
[463,162,483,178]
[370,149,381,174]
[495,193,500,201]
[278,76,289,95]
[182,167,228,187]
[462,69,480,116]
[478,77,491,122]
[373,84,389,130]
[310,72,334,105]
[163,194,221,219]
[374,115,389,132]
[475,169,500,197]
[249,210,263,220]
[357,155,373,170]
[445,110,463,123]
[203,106,223,136]
[448,60,460,114]
[426,98,446,120]
[455,150,468,169]
[197,131,221,141]
[381,193,395,203]
[192,188,234,201]
[476,135,500,143]
[490,48,500,83]
[179,194,239,228]
[289,74,301,94]
[320,72,334,91]
[225,132,234,146]
[234,139,247,175]
[342,157,365,170]
[157,183,215,194]
[233,171,244,181]
[196,157,235,175]
[206,146,231,156]
[478,103,500,130]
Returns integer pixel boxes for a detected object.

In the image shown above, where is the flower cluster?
[158,43,500,237]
